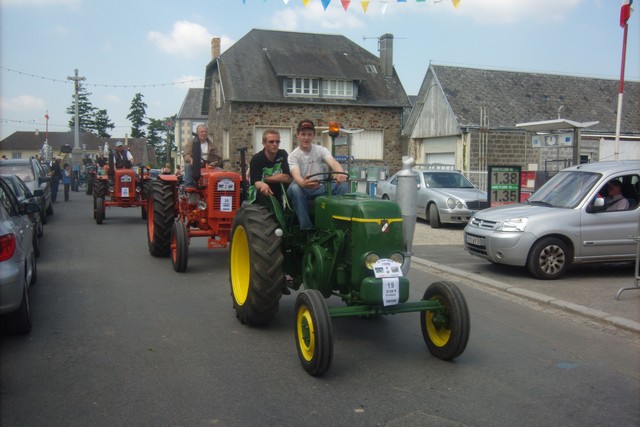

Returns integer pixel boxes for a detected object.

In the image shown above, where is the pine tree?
[66,82,96,132]
[127,93,148,138]
[146,116,176,166]
[93,109,115,138]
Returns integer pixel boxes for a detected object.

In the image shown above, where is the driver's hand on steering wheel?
[334,172,348,184]
[302,176,321,190]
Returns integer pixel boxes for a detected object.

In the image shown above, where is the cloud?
[1,95,46,112]
[271,4,365,32]
[147,21,214,59]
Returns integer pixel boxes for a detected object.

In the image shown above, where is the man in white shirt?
[287,119,348,230]
[183,124,219,188]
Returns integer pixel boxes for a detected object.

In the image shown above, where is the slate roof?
[430,64,640,134]
[209,29,410,108]
[177,88,206,119]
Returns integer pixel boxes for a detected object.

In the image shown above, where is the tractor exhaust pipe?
[395,157,417,276]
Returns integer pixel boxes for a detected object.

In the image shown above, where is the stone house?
[201,29,411,174]
[403,64,640,190]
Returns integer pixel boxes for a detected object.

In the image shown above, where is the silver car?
[376,169,488,228]
[0,176,39,334]
[464,160,640,280]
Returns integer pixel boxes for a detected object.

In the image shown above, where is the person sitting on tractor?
[183,124,219,189]
[287,119,348,230]
[249,129,292,207]
[113,141,133,169]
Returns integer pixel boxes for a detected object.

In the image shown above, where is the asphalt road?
[1,192,639,426]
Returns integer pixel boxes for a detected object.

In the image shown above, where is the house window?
[254,127,293,154]
[285,78,319,96]
[322,80,354,98]
[351,130,384,161]
[215,81,222,109]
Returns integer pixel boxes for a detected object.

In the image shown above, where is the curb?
[411,256,640,334]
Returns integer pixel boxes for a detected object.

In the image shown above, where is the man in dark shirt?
[249,129,291,206]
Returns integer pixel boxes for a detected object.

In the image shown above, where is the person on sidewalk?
[50,158,62,203]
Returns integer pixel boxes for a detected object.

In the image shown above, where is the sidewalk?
[410,242,640,334]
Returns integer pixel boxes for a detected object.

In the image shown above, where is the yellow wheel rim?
[230,226,250,305]
[426,296,451,347]
[296,306,315,362]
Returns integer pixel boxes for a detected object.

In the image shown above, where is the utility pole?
[67,68,86,191]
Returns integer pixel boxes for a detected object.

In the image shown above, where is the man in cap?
[113,140,133,169]
[287,119,348,230]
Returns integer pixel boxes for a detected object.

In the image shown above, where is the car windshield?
[0,164,35,183]
[528,171,601,208]
[423,172,474,189]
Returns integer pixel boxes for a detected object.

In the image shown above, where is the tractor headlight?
[364,253,380,270]
[197,200,207,211]
[389,251,404,265]
[108,184,114,193]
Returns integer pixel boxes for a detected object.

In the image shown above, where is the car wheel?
[41,206,47,225]
[428,204,441,228]
[46,202,53,216]
[4,279,31,334]
[527,237,571,280]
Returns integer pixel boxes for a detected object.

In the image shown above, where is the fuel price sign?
[488,165,521,207]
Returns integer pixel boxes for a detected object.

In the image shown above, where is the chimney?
[379,33,394,78]
[211,37,221,59]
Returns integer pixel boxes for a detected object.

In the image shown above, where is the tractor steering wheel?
[306,171,349,183]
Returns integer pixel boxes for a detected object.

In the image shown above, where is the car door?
[579,173,639,261]
[0,179,33,255]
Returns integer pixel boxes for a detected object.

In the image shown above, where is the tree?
[92,109,115,138]
[127,93,148,138]
[146,116,176,166]
[66,82,96,132]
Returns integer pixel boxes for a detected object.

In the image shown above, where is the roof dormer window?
[285,78,319,96]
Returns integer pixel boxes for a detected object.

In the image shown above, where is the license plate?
[466,234,483,246]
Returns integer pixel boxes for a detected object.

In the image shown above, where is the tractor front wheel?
[294,289,333,377]
[421,281,470,361]
[229,204,283,326]
[147,181,175,257]
[171,221,189,272]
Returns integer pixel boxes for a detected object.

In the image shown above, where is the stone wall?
[208,101,405,174]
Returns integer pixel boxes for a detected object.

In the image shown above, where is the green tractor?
[229,155,470,376]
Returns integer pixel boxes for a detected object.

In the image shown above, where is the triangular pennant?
[381,0,388,15]
[361,0,369,13]
[283,0,290,4]
[321,0,331,10]
[302,0,311,6]
[452,0,460,9]
[341,0,350,10]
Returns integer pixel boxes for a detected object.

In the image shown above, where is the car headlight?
[364,253,380,270]
[447,198,464,209]
[496,217,528,232]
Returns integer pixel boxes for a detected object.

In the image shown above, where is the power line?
[0,65,203,88]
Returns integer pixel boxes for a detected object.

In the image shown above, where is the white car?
[464,160,640,280]
[376,169,488,228]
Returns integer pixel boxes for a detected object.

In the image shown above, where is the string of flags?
[242,0,461,13]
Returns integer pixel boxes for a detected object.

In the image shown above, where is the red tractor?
[146,163,243,272]
[93,164,152,224]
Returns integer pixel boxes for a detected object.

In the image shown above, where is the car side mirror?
[587,197,605,213]
[33,189,44,197]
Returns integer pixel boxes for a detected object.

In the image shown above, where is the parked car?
[0,158,53,224]
[0,176,39,334]
[1,174,43,257]
[376,168,488,228]
[464,160,640,280]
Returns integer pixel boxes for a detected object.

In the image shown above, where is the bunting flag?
[240,0,461,12]
[620,0,633,27]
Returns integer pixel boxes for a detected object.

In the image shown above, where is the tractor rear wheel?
[421,281,470,361]
[147,181,175,257]
[171,221,189,272]
[229,204,283,326]
[96,198,104,224]
[294,289,333,376]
